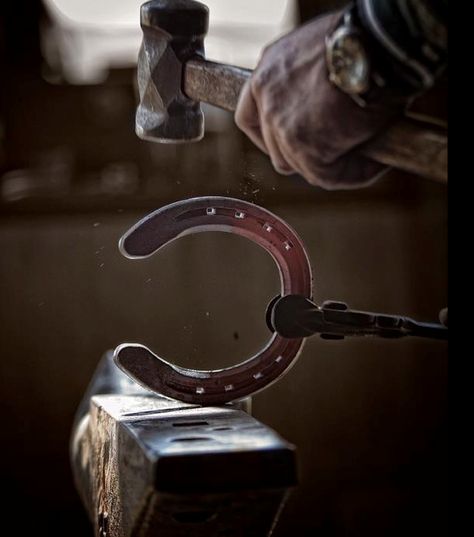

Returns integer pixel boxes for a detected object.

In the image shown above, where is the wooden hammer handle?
[184,58,447,182]
[185,58,252,111]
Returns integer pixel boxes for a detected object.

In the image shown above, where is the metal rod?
[270,295,448,341]
[184,58,447,182]
[403,319,449,340]
[185,58,252,111]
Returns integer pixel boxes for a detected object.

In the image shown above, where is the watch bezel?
[326,12,371,99]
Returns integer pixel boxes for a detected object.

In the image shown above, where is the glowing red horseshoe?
[114,197,312,404]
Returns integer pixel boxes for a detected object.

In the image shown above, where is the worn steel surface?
[114,196,313,404]
[72,355,296,537]
[135,0,208,143]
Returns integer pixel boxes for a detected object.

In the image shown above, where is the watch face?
[328,31,370,95]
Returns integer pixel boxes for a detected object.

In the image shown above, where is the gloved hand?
[235,11,407,190]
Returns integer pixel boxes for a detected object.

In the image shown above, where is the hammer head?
[136,0,209,143]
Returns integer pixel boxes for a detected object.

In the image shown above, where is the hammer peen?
[136,0,447,182]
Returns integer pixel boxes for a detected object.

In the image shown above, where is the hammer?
[136,0,447,182]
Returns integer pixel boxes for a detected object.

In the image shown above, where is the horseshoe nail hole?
[172,510,217,524]
[283,241,293,251]
[172,421,209,428]
[275,355,283,363]
[171,437,211,443]
[263,223,273,232]
[224,384,234,391]
[206,207,216,215]
[196,386,205,394]
[253,372,263,380]
[234,211,245,219]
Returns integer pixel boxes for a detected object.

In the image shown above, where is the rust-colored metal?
[114,196,313,405]
[184,59,252,112]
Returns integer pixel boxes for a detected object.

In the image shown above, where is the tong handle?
[270,295,448,341]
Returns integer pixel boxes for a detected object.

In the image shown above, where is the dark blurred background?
[0,1,447,535]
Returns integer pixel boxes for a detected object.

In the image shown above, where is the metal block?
[73,392,296,536]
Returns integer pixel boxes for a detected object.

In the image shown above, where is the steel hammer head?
[136,0,209,143]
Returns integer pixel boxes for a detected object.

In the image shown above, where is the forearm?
[235,2,448,189]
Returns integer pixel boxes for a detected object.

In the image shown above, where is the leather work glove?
[235,11,407,190]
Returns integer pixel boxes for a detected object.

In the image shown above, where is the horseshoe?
[114,196,313,404]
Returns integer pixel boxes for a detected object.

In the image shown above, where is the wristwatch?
[325,6,385,107]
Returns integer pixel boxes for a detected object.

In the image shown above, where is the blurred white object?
[42,0,298,84]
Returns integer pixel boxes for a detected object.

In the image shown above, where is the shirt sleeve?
[357,0,447,91]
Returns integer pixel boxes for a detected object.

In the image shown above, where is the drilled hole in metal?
[171,437,211,443]
[172,421,209,428]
